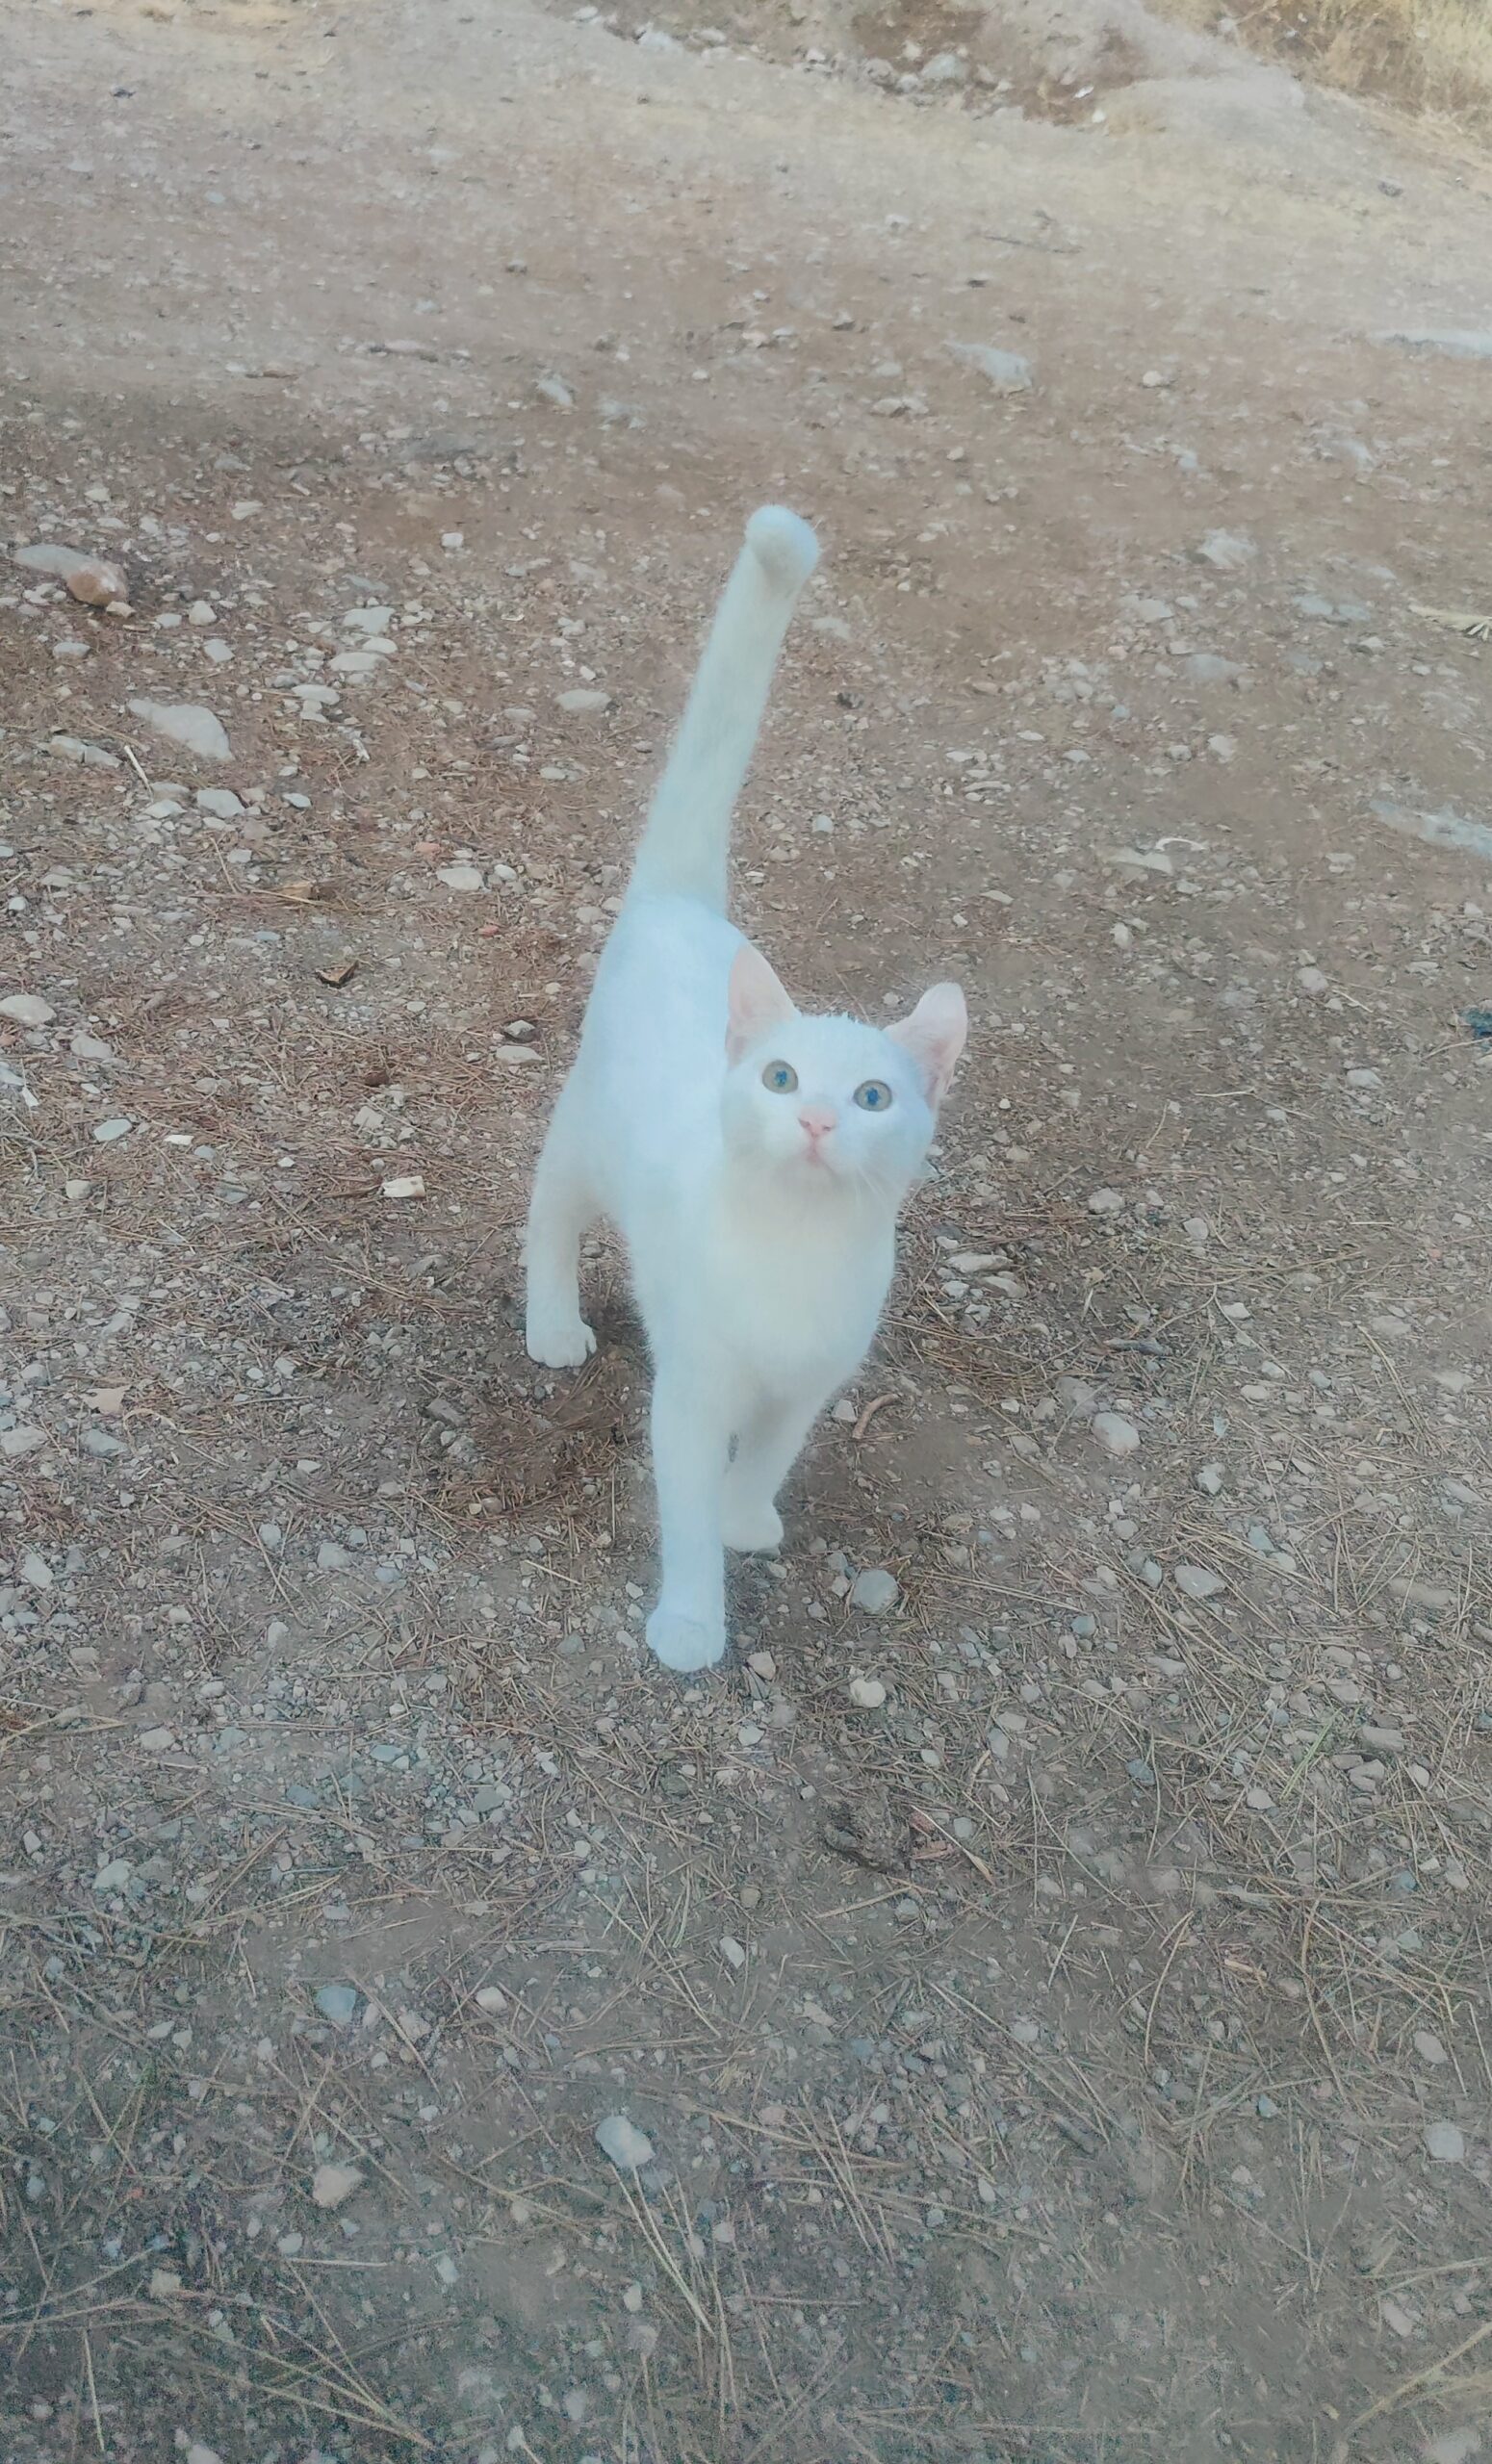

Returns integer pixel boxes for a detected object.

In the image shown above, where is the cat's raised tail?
[629,504,819,914]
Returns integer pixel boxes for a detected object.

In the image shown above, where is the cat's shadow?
[470,1279,648,1518]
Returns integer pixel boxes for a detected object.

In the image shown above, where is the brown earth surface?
[2,1,1491,2458]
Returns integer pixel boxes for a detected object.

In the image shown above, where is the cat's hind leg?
[720,1387,824,1554]
[524,1094,599,1370]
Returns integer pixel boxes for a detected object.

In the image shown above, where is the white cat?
[525,506,966,1674]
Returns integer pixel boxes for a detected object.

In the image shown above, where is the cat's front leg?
[645,1363,732,1673]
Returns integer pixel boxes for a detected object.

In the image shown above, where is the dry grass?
[1165,0,1492,136]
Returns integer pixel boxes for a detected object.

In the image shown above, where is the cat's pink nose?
[798,1105,836,1142]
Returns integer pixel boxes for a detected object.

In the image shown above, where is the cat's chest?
[706,1220,889,1381]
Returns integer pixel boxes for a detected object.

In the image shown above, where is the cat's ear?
[727,941,797,1063]
[887,982,967,1106]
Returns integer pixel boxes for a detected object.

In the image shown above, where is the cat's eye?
[854,1080,893,1113]
[762,1061,799,1093]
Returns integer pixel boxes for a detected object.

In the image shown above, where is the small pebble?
[310,2162,364,2209]
[1092,1412,1140,1457]
[596,2115,655,2170]
[1196,528,1256,571]
[947,340,1034,395]
[13,542,127,604]
[1175,1564,1224,1602]
[1423,2121,1465,2165]
[127,698,231,761]
[848,1676,887,1709]
[850,1568,899,1613]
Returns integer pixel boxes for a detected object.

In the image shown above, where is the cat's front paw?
[646,1608,726,1674]
[720,1496,784,1555]
[526,1312,597,1372]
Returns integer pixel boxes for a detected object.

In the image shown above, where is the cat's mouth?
[795,1140,837,1177]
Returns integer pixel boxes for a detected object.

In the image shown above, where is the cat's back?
[574,891,740,1211]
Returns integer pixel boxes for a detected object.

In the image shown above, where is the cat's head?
[719,941,966,1203]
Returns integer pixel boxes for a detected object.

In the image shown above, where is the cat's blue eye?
[762,1061,799,1093]
[854,1080,893,1112]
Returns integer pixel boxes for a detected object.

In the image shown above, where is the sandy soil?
[2,1,1491,2457]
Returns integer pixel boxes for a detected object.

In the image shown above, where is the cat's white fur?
[525,507,966,1673]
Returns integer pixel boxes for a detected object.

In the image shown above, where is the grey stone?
[1423,2121,1465,2164]
[310,2161,364,2208]
[47,733,120,769]
[1175,1563,1224,1601]
[1376,328,1492,362]
[127,700,231,761]
[14,542,127,603]
[1373,799,1492,867]
[850,1568,900,1614]
[596,2115,655,2170]
[1196,529,1256,572]
[947,341,1034,395]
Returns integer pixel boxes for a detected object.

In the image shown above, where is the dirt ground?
[2,0,1491,2457]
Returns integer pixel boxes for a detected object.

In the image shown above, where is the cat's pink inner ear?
[887,982,967,1105]
[727,941,797,1063]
